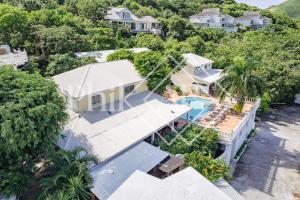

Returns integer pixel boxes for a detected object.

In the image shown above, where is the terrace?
[165,90,257,143]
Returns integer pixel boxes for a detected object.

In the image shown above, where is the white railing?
[230,99,260,140]
[0,51,28,67]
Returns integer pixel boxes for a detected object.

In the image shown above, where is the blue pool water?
[177,97,212,121]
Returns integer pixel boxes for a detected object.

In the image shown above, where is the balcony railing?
[0,51,28,67]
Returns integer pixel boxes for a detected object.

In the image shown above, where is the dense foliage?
[38,147,97,200]
[158,124,219,156]
[157,124,228,180]
[0,0,299,196]
[184,152,229,181]
[0,67,68,196]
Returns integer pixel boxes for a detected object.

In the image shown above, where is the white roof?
[75,47,150,63]
[194,68,223,84]
[53,60,144,98]
[183,53,214,67]
[90,141,169,200]
[105,7,140,21]
[57,99,191,162]
[140,16,159,23]
[108,167,233,200]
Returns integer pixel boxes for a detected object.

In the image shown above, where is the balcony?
[0,51,28,67]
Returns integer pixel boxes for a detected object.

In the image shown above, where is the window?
[92,94,101,106]
[141,23,146,30]
[64,95,69,104]
[194,66,202,73]
[124,85,135,96]
[122,12,130,18]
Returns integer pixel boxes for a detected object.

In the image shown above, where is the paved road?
[230,105,300,200]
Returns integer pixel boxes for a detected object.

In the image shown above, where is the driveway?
[230,105,300,200]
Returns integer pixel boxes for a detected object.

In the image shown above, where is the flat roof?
[183,53,214,67]
[194,68,223,84]
[75,47,149,63]
[53,60,144,98]
[90,141,169,200]
[108,167,233,200]
[57,98,191,162]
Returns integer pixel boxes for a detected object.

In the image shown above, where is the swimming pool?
[177,97,213,121]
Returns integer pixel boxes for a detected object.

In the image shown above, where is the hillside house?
[105,7,161,35]
[189,8,237,32]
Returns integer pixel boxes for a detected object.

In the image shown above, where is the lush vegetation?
[38,147,97,200]
[217,56,264,113]
[270,0,300,19]
[158,124,219,155]
[0,67,68,196]
[157,124,228,180]
[0,0,300,197]
[184,152,229,181]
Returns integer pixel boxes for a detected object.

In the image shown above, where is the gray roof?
[140,16,159,23]
[105,7,140,21]
[183,53,214,67]
[108,167,234,200]
[53,60,144,98]
[194,68,223,84]
[215,179,245,200]
[90,141,169,200]
[57,94,191,162]
[75,47,150,63]
[202,8,220,15]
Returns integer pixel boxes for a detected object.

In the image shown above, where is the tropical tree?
[217,56,264,113]
[135,33,164,51]
[134,51,172,94]
[0,3,29,47]
[184,152,229,182]
[38,147,97,200]
[0,67,68,196]
[76,0,110,22]
[107,49,134,61]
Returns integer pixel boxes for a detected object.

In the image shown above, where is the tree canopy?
[0,67,68,196]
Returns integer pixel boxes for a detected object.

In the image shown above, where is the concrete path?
[230,105,300,200]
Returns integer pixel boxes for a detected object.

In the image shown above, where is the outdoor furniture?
[159,155,185,176]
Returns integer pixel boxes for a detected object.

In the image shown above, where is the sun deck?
[166,91,256,142]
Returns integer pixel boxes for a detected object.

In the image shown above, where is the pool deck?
[166,91,255,142]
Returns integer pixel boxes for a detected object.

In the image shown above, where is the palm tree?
[217,56,264,113]
[38,147,98,200]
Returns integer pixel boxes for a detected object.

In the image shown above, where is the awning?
[90,141,169,200]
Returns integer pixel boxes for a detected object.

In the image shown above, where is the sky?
[235,0,287,9]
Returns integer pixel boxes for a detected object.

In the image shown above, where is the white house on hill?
[0,45,28,68]
[105,7,161,35]
[189,8,237,32]
[236,11,272,29]
[171,53,222,96]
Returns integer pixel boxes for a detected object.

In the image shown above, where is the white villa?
[189,8,237,32]
[190,9,272,31]
[0,45,28,68]
[171,53,223,96]
[105,7,161,35]
[53,60,148,112]
[236,11,272,29]
[52,52,260,199]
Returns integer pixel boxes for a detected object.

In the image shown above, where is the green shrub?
[184,152,229,182]
[158,124,219,156]
[107,49,134,61]
[173,86,183,95]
